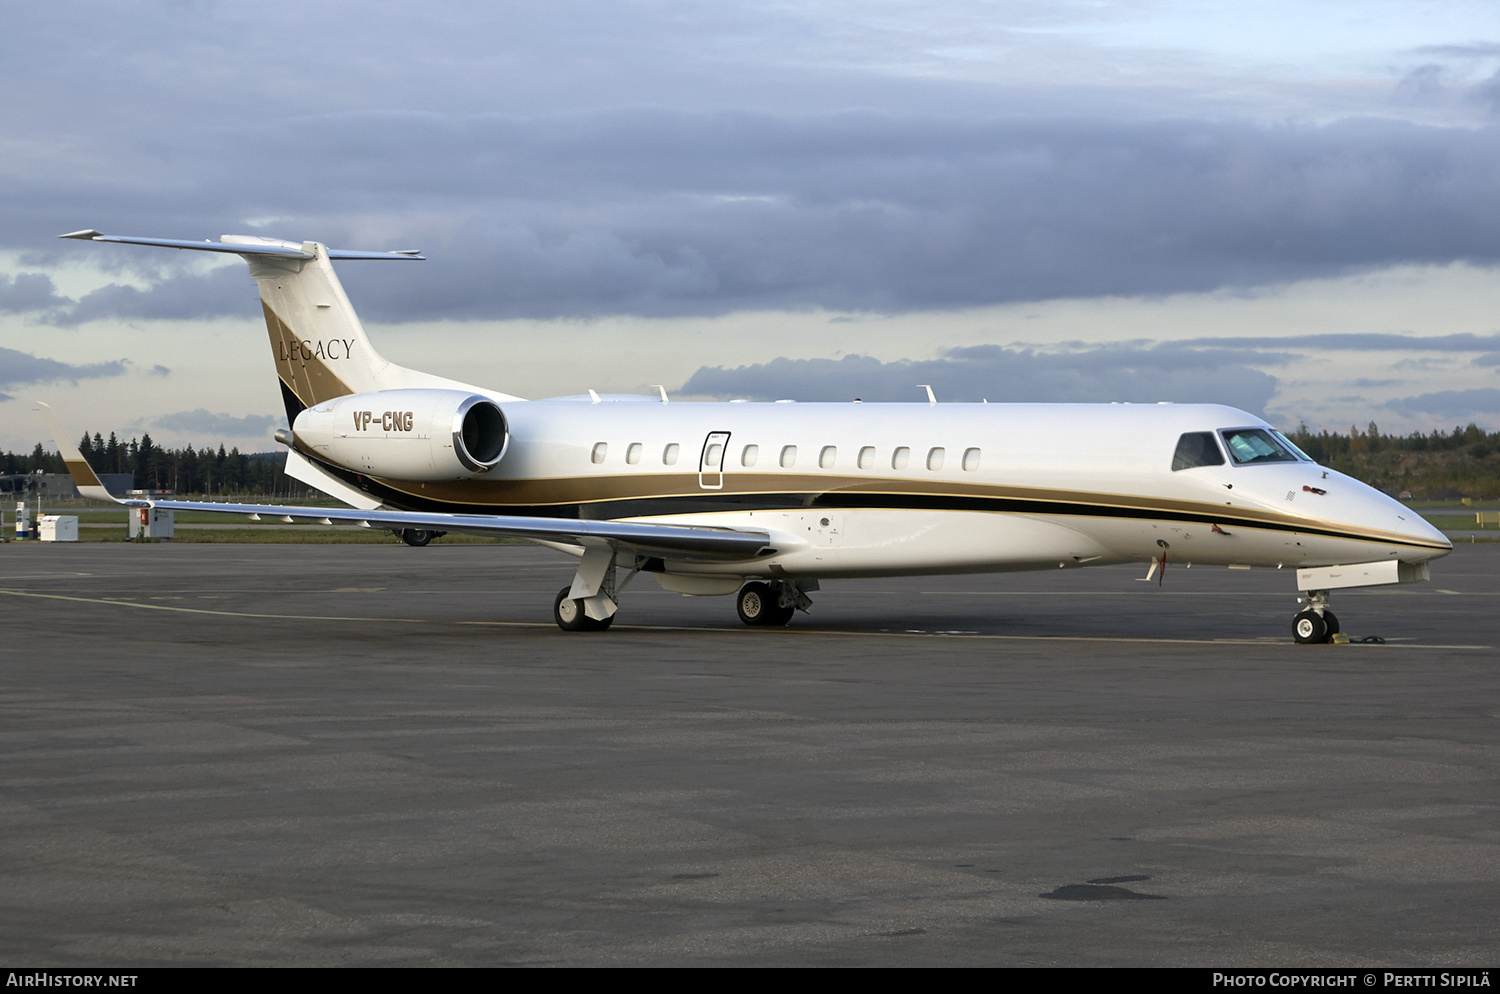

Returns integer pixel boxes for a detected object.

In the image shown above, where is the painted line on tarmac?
[734,629,1492,648]
[0,588,433,625]
[921,590,1290,596]
[2,588,1489,649]
[457,619,1491,649]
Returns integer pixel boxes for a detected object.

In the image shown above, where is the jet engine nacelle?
[292,389,509,480]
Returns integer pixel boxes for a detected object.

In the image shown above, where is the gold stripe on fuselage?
[352,469,1445,551]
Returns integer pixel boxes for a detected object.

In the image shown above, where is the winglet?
[33,402,121,503]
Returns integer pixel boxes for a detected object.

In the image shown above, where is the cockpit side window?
[1172,431,1225,471]
[1219,427,1300,465]
[1271,430,1314,462]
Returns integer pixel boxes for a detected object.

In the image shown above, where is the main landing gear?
[736,582,793,626]
[1292,588,1340,644]
[397,528,445,547]
[735,580,813,627]
[549,552,818,632]
[554,586,615,631]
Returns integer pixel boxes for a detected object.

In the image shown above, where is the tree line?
[1285,422,1498,498]
[3,431,297,496]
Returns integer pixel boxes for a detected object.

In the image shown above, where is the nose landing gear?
[1292,589,1340,644]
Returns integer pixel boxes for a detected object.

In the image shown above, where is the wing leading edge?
[35,402,771,560]
[128,497,772,559]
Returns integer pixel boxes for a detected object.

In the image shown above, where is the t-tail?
[58,230,518,425]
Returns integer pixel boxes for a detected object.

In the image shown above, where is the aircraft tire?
[554,586,588,631]
[736,582,774,626]
[1323,610,1340,635]
[400,529,434,547]
[766,602,795,626]
[1292,609,1329,644]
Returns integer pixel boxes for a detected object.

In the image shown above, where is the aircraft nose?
[1404,511,1452,555]
[1299,468,1452,559]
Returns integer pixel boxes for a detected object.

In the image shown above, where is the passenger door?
[698,431,730,490]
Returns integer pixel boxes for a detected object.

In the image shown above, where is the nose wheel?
[1292,590,1339,644]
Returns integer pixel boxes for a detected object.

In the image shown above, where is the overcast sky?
[4,1,1500,451]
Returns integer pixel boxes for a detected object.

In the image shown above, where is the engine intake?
[452,394,506,472]
[292,389,509,480]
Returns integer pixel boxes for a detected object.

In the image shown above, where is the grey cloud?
[51,266,254,326]
[1410,44,1500,58]
[0,347,128,401]
[1393,64,1447,105]
[0,272,69,313]
[1178,333,1500,352]
[1384,387,1500,417]
[1473,68,1500,115]
[1392,356,1457,370]
[681,344,1281,416]
[151,410,280,438]
[1473,353,1500,366]
[4,111,1497,324]
[10,6,1500,324]
[149,364,171,377]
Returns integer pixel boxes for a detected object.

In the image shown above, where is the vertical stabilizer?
[57,230,520,429]
[235,240,395,423]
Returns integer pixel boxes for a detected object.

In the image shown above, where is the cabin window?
[962,447,980,472]
[819,446,837,469]
[926,447,945,471]
[780,445,797,468]
[1219,428,1298,466]
[858,446,875,470]
[892,446,910,470]
[741,444,758,467]
[626,442,642,465]
[663,443,680,466]
[591,443,607,465]
[1171,432,1224,471]
[705,442,723,467]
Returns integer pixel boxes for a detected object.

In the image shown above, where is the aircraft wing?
[36,401,769,560]
[123,497,772,559]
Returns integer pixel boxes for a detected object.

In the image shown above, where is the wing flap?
[139,498,772,559]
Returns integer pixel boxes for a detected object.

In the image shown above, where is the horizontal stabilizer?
[58,230,423,261]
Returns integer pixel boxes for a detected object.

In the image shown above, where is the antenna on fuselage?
[652,385,669,404]
[919,384,936,405]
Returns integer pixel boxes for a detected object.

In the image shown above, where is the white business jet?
[41,230,1451,641]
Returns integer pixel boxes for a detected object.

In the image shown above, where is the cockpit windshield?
[1219,427,1303,465]
[1271,430,1314,462]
